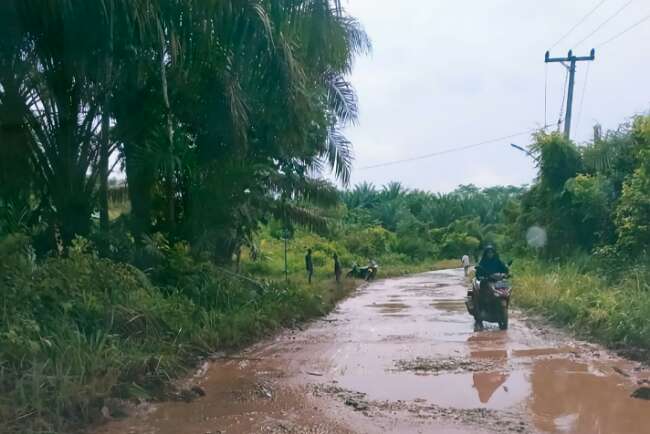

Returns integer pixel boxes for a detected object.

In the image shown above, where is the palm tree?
[381,181,406,201]
[0,2,34,210]
[0,2,110,243]
[0,0,159,243]
[0,0,370,255]
[343,182,379,209]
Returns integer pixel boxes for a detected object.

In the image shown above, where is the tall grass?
[513,259,650,349]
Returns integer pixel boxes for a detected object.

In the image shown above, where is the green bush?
[343,225,395,259]
[439,232,480,259]
[392,234,434,261]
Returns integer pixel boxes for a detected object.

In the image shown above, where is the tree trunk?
[157,20,176,234]
[57,193,93,246]
[98,2,114,233]
[0,75,33,207]
[123,141,155,240]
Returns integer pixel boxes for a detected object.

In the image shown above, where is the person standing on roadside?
[461,254,471,276]
[305,248,314,284]
[333,253,342,283]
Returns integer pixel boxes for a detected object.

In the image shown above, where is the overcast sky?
[341,0,650,192]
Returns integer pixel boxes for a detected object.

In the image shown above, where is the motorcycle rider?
[476,245,509,279]
[474,245,509,325]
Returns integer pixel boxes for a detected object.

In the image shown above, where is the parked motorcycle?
[465,271,511,330]
[347,261,378,281]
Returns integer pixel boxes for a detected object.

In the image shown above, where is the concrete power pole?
[545,49,596,140]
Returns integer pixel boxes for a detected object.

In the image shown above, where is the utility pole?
[545,49,595,140]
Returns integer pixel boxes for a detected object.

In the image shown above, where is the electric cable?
[574,0,634,47]
[597,10,650,47]
[549,0,608,49]
[357,124,555,171]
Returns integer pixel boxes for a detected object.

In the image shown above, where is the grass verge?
[512,259,650,355]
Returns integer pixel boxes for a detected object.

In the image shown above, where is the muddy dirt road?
[98,269,650,434]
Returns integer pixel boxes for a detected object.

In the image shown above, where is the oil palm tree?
[0,0,369,254]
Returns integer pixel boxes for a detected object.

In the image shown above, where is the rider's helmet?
[482,244,497,260]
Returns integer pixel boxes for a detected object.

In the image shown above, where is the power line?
[357,124,555,171]
[549,0,609,49]
[597,10,650,47]
[574,0,634,47]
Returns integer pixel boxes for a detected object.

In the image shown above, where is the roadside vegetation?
[0,222,460,434]
[1,233,340,433]
[514,259,650,351]
[507,116,650,350]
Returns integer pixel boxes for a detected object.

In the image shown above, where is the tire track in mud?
[95,269,650,434]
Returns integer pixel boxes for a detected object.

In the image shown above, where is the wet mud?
[95,269,650,434]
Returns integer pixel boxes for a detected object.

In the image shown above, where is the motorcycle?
[465,271,511,330]
[346,261,378,281]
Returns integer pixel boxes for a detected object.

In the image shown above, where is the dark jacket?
[476,251,508,279]
[305,253,314,272]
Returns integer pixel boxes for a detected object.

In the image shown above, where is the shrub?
[343,225,395,258]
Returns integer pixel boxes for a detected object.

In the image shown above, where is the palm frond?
[335,14,371,71]
[294,177,339,207]
[321,126,353,185]
[273,201,329,234]
[581,128,633,174]
[246,0,275,50]
[224,56,250,148]
[325,71,358,125]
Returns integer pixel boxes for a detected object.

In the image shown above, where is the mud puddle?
[95,269,650,434]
